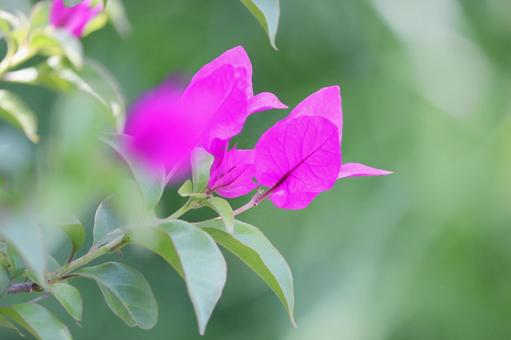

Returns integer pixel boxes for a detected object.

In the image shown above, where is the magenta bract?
[50,0,102,38]
[125,46,286,173]
[254,86,391,209]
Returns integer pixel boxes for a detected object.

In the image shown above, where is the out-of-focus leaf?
[191,148,214,194]
[93,195,123,245]
[77,262,158,329]
[0,314,23,336]
[102,133,166,209]
[0,303,72,340]
[31,29,83,68]
[57,219,85,257]
[241,0,280,49]
[131,220,227,335]
[63,0,83,7]
[0,216,47,288]
[203,197,234,233]
[106,0,131,37]
[0,0,31,15]
[0,265,9,297]
[50,282,83,322]
[0,90,39,143]
[3,57,125,130]
[198,219,296,326]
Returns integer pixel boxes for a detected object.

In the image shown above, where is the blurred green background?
[2,0,511,339]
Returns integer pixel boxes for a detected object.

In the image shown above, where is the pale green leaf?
[0,216,47,288]
[177,180,207,199]
[106,0,131,37]
[191,148,214,193]
[50,282,83,322]
[77,262,158,329]
[131,220,226,334]
[0,303,72,340]
[93,195,123,245]
[241,0,280,49]
[30,28,83,68]
[0,265,9,297]
[57,220,85,256]
[203,197,234,234]
[102,133,166,209]
[0,90,39,143]
[0,314,23,336]
[198,219,296,326]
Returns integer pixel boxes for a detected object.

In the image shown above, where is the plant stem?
[7,282,41,294]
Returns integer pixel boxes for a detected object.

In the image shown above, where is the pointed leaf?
[198,219,295,326]
[77,262,158,329]
[102,133,166,209]
[57,219,85,256]
[0,216,47,288]
[0,303,72,340]
[131,220,226,335]
[203,197,234,234]
[0,314,23,336]
[0,90,39,143]
[191,148,214,193]
[0,265,9,297]
[50,282,83,322]
[241,0,280,49]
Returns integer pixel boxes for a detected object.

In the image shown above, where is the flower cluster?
[50,0,103,37]
[126,46,391,209]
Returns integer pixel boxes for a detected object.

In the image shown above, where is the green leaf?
[191,148,214,193]
[77,262,158,329]
[0,303,72,340]
[31,28,83,68]
[105,0,131,37]
[57,219,85,257]
[241,0,280,50]
[50,282,83,322]
[93,195,123,245]
[198,219,296,326]
[177,180,207,199]
[102,133,166,209]
[131,220,227,334]
[203,197,234,234]
[3,57,126,131]
[63,0,83,7]
[0,216,47,288]
[0,265,9,297]
[0,314,23,336]
[0,90,39,143]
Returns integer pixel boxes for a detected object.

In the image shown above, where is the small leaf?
[0,216,47,288]
[57,219,85,257]
[0,303,72,340]
[198,219,296,326]
[131,220,226,334]
[177,180,207,199]
[241,0,280,50]
[63,0,84,7]
[203,197,234,234]
[0,265,9,297]
[0,314,23,336]
[191,148,214,193]
[102,133,166,209]
[50,282,83,322]
[77,262,158,329]
[93,195,123,245]
[0,90,39,143]
[31,28,83,68]
[105,0,131,37]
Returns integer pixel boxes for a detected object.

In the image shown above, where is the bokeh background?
[1,0,511,339]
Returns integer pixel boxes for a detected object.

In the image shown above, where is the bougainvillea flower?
[50,0,103,38]
[125,46,286,173]
[255,86,391,210]
[207,140,257,198]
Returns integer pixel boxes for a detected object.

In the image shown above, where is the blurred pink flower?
[50,0,103,37]
[254,86,392,209]
[125,46,286,173]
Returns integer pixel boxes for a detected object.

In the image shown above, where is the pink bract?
[254,86,391,209]
[50,0,102,38]
[125,46,286,174]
